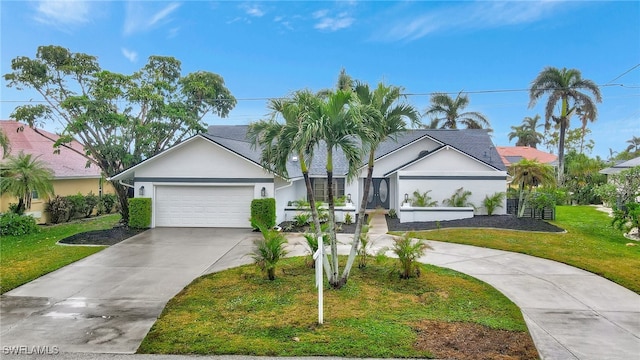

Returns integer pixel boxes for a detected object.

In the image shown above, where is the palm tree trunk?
[517,180,526,218]
[341,151,374,283]
[326,148,341,287]
[302,171,332,280]
[557,98,569,186]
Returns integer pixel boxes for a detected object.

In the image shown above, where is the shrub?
[8,203,25,215]
[391,233,432,279]
[66,193,87,220]
[612,202,640,234]
[252,220,288,280]
[411,190,438,207]
[46,195,72,224]
[344,212,354,224]
[250,198,276,230]
[0,212,39,236]
[528,191,556,211]
[303,232,319,268]
[293,213,311,227]
[444,187,475,208]
[483,192,505,215]
[84,192,99,217]
[99,194,117,215]
[129,198,152,229]
[358,225,371,269]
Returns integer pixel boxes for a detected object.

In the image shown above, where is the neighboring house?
[110,125,507,228]
[599,157,640,176]
[0,120,112,223]
[496,146,558,168]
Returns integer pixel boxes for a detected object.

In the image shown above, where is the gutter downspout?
[118,179,135,189]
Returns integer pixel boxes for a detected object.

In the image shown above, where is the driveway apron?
[1,228,260,354]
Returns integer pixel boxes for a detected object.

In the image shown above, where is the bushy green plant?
[293,198,310,208]
[391,233,432,279]
[483,192,505,215]
[84,192,99,217]
[46,195,72,224]
[357,225,371,269]
[387,208,397,219]
[252,221,288,280]
[0,212,39,236]
[344,212,353,224]
[66,193,87,220]
[303,232,319,268]
[612,202,640,234]
[293,213,311,227]
[8,203,25,215]
[593,183,617,207]
[411,190,438,207]
[128,198,152,229]
[335,195,347,207]
[250,198,276,230]
[444,187,474,208]
[99,194,117,214]
[528,191,557,211]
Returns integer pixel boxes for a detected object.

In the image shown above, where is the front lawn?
[407,206,640,293]
[139,257,538,359]
[0,214,121,294]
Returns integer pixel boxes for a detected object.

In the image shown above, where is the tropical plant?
[0,128,10,158]
[411,190,438,207]
[5,45,236,223]
[424,92,492,131]
[357,225,371,269]
[529,66,602,184]
[252,221,289,281]
[563,151,606,204]
[626,136,640,153]
[293,213,311,227]
[303,232,320,268]
[509,159,556,217]
[342,82,421,284]
[0,212,39,236]
[391,233,432,279]
[483,192,506,215]
[344,212,353,225]
[0,152,54,214]
[508,115,544,148]
[443,187,475,208]
[612,202,640,234]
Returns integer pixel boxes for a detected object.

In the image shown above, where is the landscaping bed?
[388,214,565,233]
[58,226,147,246]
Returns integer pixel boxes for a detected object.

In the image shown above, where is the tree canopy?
[4,45,236,221]
[424,92,492,131]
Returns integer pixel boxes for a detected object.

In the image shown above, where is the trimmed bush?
[99,194,117,215]
[250,198,276,229]
[66,193,87,220]
[84,192,99,217]
[46,195,72,224]
[0,212,39,236]
[129,198,152,229]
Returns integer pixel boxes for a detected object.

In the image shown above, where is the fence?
[506,199,555,220]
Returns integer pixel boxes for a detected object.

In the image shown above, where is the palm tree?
[626,136,640,153]
[341,82,421,284]
[0,152,55,214]
[508,115,544,148]
[424,91,492,131]
[0,128,10,158]
[248,91,334,280]
[529,67,602,185]
[509,159,555,217]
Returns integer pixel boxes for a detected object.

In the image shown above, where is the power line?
[606,63,640,84]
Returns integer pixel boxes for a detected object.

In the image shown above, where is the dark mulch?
[387,214,565,233]
[59,226,147,246]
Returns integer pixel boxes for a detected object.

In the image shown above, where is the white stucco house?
[109,125,507,228]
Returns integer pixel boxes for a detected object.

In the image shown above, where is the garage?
[155,185,254,228]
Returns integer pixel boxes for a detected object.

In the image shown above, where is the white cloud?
[121,48,138,63]
[241,3,265,17]
[124,1,181,36]
[312,9,329,19]
[378,1,566,42]
[313,10,354,32]
[34,0,91,27]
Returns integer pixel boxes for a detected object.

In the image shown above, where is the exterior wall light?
[347,193,352,203]
[261,187,267,197]
[139,186,145,196]
[404,193,409,203]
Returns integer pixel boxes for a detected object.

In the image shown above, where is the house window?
[310,178,345,202]
[31,190,39,200]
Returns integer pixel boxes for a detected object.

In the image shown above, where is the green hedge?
[251,198,276,229]
[0,212,39,236]
[129,198,152,229]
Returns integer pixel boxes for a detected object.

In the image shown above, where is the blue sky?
[1,1,639,159]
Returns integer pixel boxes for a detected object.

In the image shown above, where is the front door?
[366,178,390,209]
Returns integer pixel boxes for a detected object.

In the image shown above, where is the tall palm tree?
[0,152,55,213]
[424,91,492,131]
[508,115,544,148]
[247,90,332,280]
[626,136,640,153]
[341,82,421,283]
[509,159,555,217]
[529,67,602,185]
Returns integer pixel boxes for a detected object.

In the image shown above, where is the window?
[31,190,39,200]
[310,178,345,202]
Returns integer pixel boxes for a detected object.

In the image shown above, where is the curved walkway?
[358,214,640,360]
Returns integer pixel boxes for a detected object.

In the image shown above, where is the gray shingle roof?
[600,156,640,175]
[205,125,506,179]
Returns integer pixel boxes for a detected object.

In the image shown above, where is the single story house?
[599,157,640,176]
[0,120,114,223]
[496,146,558,168]
[110,125,507,228]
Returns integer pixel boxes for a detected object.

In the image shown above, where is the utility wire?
[606,63,640,84]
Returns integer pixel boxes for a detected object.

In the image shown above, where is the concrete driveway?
[1,228,260,354]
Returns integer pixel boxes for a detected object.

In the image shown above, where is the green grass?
[405,206,640,293]
[0,214,121,294]
[139,257,530,357]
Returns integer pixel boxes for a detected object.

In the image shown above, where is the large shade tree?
[508,114,544,148]
[0,152,55,214]
[4,45,236,222]
[341,82,421,284]
[529,67,602,185]
[424,92,492,131]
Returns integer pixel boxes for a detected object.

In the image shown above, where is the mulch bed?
[58,226,147,246]
[387,214,565,233]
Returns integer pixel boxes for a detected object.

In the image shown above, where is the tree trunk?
[557,98,568,186]
[517,180,526,218]
[302,171,332,280]
[112,180,130,225]
[326,155,341,288]
[341,151,374,283]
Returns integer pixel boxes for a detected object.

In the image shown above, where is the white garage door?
[155,185,254,228]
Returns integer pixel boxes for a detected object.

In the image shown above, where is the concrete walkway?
[358,214,640,360]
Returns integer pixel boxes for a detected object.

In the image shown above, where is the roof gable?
[385,145,502,176]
